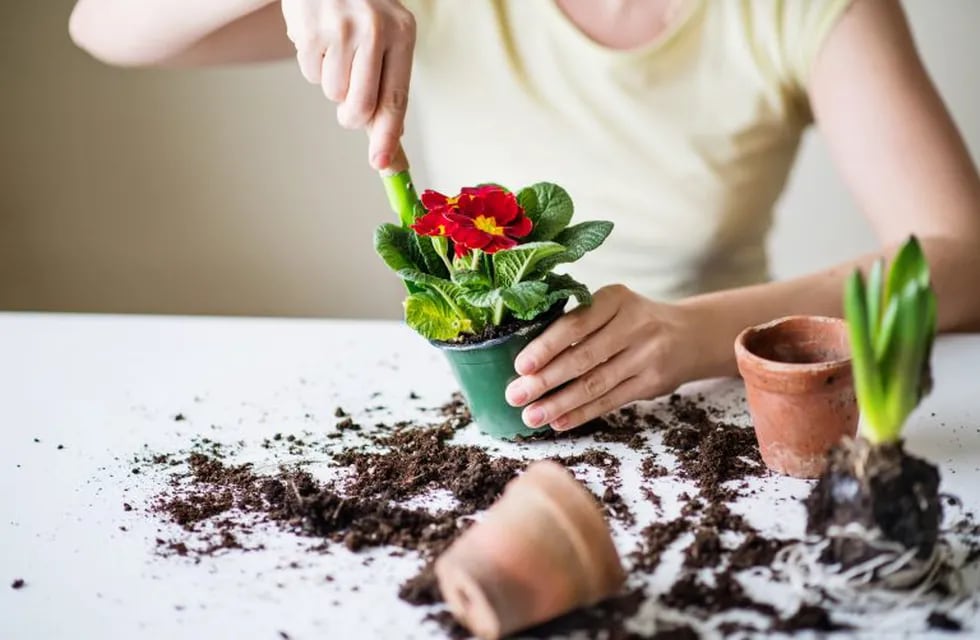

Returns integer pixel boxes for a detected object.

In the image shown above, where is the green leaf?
[461,288,503,309]
[533,221,614,275]
[404,291,469,341]
[397,269,464,304]
[525,183,574,241]
[492,242,565,287]
[881,280,929,442]
[452,269,491,290]
[505,274,592,321]
[517,187,538,219]
[866,258,884,334]
[844,270,886,443]
[543,273,593,307]
[883,235,928,306]
[374,224,418,272]
[408,233,449,279]
[500,281,549,317]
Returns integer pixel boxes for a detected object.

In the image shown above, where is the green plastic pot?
[434,306,564,440]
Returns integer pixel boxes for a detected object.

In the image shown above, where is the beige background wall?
[2,1,978,319]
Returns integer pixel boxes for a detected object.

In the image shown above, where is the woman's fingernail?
[551,416,568,430]
[506,384,528,406]
[524,406,544,427]
[515,356,536,374]
[373,152,390,169]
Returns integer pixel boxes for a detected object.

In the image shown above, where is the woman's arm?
[680,0,980,375]
[69,0,291,67]
[69,0,418,170]
[506,0,980,431]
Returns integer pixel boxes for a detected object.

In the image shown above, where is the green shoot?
[843,236,937,445]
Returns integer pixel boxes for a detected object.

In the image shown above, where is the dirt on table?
[137,393,880,638]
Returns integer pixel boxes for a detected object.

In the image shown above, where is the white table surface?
[2,312,979,640]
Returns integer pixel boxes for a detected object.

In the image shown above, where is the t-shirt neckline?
[539,0,704,60]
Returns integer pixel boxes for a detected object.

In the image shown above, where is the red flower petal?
[481,236,518,254]
[460,185,503,197]
[421,190,453,211]
[451,226,492,251]
[505,214,533,238]
[411,210,455,237]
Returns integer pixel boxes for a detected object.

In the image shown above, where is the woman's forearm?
[678,235,980,381]
[69,0,289,67]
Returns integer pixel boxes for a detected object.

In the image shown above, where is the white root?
[769,523,969,631]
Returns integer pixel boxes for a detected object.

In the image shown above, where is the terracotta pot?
[734,315,858,479]
[434,461,625,639]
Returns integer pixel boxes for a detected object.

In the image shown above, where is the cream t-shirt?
[404,0,852,300]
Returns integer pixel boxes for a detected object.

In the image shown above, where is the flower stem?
[492,299,505,326]
[470,250,481,271]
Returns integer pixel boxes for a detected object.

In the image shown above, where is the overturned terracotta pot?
[434,460,625,639]
[734,315,858,479]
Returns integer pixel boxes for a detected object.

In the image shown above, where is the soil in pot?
[805,437,942,576]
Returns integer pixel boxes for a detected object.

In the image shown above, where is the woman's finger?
[520,347,644,429]
[549,375,652,432]
[506,314,633,406]
[368,41,413,170]
[320,37,354,101]
[514,286,622,375]
[336,37,384,129]
[295,46,325,85]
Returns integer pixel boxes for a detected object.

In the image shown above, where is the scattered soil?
[683,527,724,569]
[398,565,441,606]
[806,438,942,565]
[661,572,777,618]
[552,448,620,484]
[774,604,851,632]
[640,456,669,479]
[729,533,793,570]
[334,423,524,512]
[139,393,945,638]
[11,579,25,590]
[631,518,691,572]
[662,395,764,503]
[927,611,963,632]
[651,626,699,640]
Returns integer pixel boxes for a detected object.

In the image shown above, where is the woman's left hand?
[505,284,710,431]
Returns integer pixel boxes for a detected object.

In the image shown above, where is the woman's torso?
[405,0,851,300]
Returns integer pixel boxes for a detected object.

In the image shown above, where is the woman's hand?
[281,0,416,170]
[505,285,710,431]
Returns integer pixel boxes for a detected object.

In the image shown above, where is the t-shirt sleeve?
[745,0,855,122]
[399,0,434,25]
[779,0,855,92]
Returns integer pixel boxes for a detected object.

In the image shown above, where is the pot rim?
[431,302,565,352]
[734,314,852,375]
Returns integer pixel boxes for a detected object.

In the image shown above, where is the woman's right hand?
[280,0,416,171]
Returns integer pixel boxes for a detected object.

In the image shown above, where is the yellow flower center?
[473,215,504,236]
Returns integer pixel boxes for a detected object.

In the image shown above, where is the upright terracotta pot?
[434,461,625,640]
[734,315,858,479]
